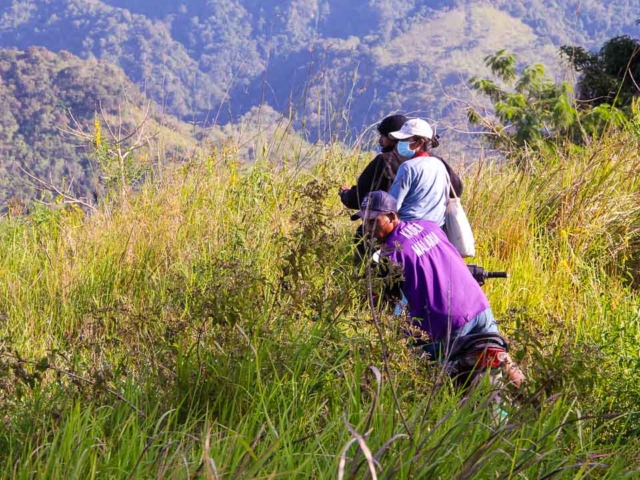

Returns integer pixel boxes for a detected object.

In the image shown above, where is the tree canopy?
[467,46,637,159]
[468,50,579,153]
[560,35,640,110]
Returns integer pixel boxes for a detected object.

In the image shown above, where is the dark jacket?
[340,150,464,210]
[340,148,405,210]
[433,155,464,198]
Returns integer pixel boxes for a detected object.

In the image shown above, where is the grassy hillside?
[375,4,566,80]
[1,124,639,476]
[0,0,638,206]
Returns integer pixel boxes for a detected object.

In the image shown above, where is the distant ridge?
[0,46,194,203]
[0,0,636,131]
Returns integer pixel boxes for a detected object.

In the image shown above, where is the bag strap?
[444,170,457,200]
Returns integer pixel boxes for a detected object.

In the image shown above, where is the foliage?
[0,47,197,206]
[0,128,640,476]
[468,50,578,153]
[467,49,635,157]
[560,34,640,110]
[0,47,127,202]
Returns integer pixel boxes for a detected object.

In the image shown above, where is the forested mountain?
[0,0,638,201]
[1,0,637,128]
[0,47,194,203]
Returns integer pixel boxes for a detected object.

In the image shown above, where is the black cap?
[377,114,408,136]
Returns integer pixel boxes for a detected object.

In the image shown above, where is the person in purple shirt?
[352,190,500,359]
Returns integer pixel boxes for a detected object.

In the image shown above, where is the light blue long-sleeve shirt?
[388,154,449,225]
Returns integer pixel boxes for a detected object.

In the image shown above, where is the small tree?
[468,50,579,154]
[468,50,629,160]
[62,102,158,204]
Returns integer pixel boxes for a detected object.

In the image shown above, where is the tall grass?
[1,133,639,478]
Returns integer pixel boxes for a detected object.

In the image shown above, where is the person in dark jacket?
[339,114,407,209]
[339,114,407,264]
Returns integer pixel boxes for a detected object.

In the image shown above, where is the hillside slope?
[0,0,637,131]
[0,46,196,203]
[0,128,639,476]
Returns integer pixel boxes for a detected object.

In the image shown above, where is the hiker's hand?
[339,185,350,194]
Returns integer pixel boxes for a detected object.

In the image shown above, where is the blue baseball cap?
[350,191,398,221]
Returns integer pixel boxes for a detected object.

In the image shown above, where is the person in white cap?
[388,118,462,229]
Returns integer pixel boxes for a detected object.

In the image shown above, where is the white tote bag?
[444,175,475,258]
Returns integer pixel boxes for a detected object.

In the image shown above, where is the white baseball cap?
[388,118,434,140]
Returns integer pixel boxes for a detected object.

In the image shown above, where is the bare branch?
[3,351,143,417]
[99,101,118,141]
[14,161,96,211]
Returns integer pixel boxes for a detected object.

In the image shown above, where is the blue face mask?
[396,141,416,158]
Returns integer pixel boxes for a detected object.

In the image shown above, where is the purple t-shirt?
[384,220,489,341]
